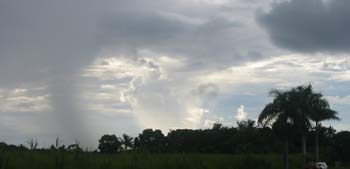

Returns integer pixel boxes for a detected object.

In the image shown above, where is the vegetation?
[1,123,350,168]
[258,85,339,169]
[120,134,133,150]
[0,151,304,169]
[98,135,122,153]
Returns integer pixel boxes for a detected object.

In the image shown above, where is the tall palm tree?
[120,134,133,150]
[289,85,313,164]
[309,98,339,161]
[282,85,330,164]
[291,85,339,162]
[261,85,339,164]
[259,89,296,169]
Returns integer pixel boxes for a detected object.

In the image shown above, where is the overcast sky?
[1,0,350,147]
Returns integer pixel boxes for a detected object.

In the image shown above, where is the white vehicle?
[315,162,328,169]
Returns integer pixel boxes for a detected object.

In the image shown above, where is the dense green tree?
[137,129,165,152]
[237,120,256,131]
[332,131,350,162]
[98,134,122,153]
[0,142,27,151]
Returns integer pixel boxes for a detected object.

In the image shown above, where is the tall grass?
[0,151,307,169]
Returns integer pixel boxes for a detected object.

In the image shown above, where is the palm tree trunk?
[283,139,289,169]
[315,122,319,162]
[302,134,307,164]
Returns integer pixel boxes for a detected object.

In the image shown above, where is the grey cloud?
[257,0,350,52]
[0,0,273,145]
[96,2,268,69]
[193,83,220,98]
[0,0,268,83]
[98,12,194,49]
[0,1,100,88]
[0,0,272,85]
[0,0,107,144]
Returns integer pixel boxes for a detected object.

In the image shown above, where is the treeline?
[98,121,350,163]
[2,120,349,163]
[0,138,84,153]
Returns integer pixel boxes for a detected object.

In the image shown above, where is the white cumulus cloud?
[235,105,248,121]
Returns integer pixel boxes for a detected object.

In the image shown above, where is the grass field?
[2,151,349,169]
[0,151,309,169]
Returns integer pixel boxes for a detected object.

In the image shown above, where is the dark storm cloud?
[257,0,350,52]
[0,0,100,85]
[97,11,195,52]
[0,0,108,144]
[97,9,251,68]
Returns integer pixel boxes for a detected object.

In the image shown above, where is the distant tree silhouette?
[212,123,223,130]
[98,134,122,153]
[120,134,133,150]
[67,139,83,152]
[26,138,38,150]
[237,120,256,131]
[134,137,141,149]
[136,129,165,152]
[50,137,63,151]
[55,137,62,149]
[0,142,27,151]
[332,131,350,162]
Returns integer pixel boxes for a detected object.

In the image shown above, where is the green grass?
[0,151,308,169]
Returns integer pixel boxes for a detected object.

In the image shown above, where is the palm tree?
[309,98,339,161]
[289,85,313,164]
[120,134,133,150]
[258,89,296,169]
[291,85,339,162]
[260,85,339,165]
[279,85,330,164]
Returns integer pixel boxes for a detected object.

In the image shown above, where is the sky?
[1,0,350,148]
